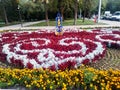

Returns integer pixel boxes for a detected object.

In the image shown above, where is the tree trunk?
[45,3,49,26]
[82,0,86,23]
[73,0,78,25]
[82,11,85,22]
[61,8,64,21]
[3,6,9,25]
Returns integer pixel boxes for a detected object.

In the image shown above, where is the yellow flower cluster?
[0,66,119,90]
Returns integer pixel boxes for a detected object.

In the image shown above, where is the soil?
[88,48,120,70]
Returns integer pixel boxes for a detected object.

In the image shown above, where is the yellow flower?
[55,74,58,77]
[117,85,120,88]
[7,82,11,85]
[75,77,79,82]
[101,83,105,86]
[63,83,66,87]
[47,80,50,84]
[24,81,27,84]
[50,85,53,89]
[90,83,93,87]
[62,87,67,90]
[26,85,31,88]
[36,83,40,87]
[97,80,99,83]
[102,79,105,82]
[94,85,97,90]
[43,87,46,90]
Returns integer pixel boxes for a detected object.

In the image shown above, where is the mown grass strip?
[30,19,104,26]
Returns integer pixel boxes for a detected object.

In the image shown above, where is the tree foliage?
[105,0,120,13]
[0,0,120,25]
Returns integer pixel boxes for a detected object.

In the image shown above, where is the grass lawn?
[0,24,4,27]
[0,22,5,27]
[30,19,103,26]
[0,21,22,27]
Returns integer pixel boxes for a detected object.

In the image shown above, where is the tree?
[101,0,108,13]
[73,0,82,25]
[41,0,58,26]
[8,0,20,22]
[58,0,81,25]
[80,0,97,22]
[57,0,72,21]
[19,0,37,21]
[0,0,11,24]
[0,0,23,23]
[105,0,120,13]
[42,0,49,26]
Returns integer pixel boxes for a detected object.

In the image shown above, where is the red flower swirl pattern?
[0,30,107,70]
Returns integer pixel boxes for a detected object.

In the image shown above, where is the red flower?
[14,59,24,67]
[58,62,69,70]
[49,65,56,71]
[82,59,90,64]
[26,62,33,69]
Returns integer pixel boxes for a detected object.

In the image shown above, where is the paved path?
[0,20,120,31]
[0,20,45,30]
[99,20,120,26]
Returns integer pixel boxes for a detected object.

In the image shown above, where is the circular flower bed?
[0,30,106,70]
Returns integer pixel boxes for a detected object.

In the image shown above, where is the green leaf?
[84,70,95,84]
[0,82,8,88]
